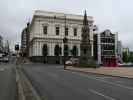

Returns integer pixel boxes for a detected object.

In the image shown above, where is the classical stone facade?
[21,23,30,57]
[0,35,3,53]
[21,28,27,54]
[28,10,94,64]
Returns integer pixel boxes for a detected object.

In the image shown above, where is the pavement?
[16,64,41,100]
[22,63,133,100]
[0,63,17,100]
[66,66,133,79]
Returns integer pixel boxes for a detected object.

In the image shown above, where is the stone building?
[28,10,95,64]
[0,35,3,53]
[21,28,27,52]
[21,23,30,57]
[117,41,123,63]
[94,30,118,67]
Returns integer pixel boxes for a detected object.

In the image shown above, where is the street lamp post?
[15,44,19,65]
[63,37,68,69]
[54,15,68,69]
[63,16,68,70]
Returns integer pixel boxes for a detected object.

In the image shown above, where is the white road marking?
[89,89,116,100]
[69,71,133,91]
[55,66,63,68]
[92,77,133,90]
[115,81,127,84]
[89,76,133,89]
[89,76,132,88]
[47,72,59,79]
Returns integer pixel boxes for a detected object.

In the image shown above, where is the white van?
[0,53,3,62]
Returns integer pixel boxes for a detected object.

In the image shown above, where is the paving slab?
[66,66,133,79]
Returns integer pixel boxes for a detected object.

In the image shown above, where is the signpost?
[63,37,68,70]
[15,44,19,65]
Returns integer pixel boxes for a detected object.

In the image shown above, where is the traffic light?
[63,37,68,43]
[15,44,19,51]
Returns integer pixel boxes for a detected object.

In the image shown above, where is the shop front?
[103,57,118,67]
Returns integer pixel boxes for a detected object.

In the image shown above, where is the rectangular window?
[43,26,47,34]
[74,28,77,36]
[56,27,60,35]
[65,27,68,36]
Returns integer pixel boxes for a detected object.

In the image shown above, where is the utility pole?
[54,15,68,69]
[15,44,19,65]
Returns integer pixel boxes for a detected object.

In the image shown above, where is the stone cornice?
[34,10,93,21]
[29,37,81,45]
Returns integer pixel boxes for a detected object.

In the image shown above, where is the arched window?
[54,45,60,56]
[72,45,78,56]
[54,45,62,56]
[42,44,48,56]
[64,45,69,56]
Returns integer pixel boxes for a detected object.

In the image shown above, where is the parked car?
[12,53,16,56]
[2,57,9,63]
[0,53,4,62]
[65,60,72,66]
[65,58,79,66]
[0,57,2,62]
[0,53,3,58]
[118,63,133,67]
[118,63,124,66]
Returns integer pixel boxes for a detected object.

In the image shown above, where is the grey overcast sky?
[0,0,133,50]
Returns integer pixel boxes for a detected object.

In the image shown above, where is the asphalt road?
[0,63,16,100]
[22,64,133,100]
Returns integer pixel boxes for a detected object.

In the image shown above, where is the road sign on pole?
[15,44,19,51]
